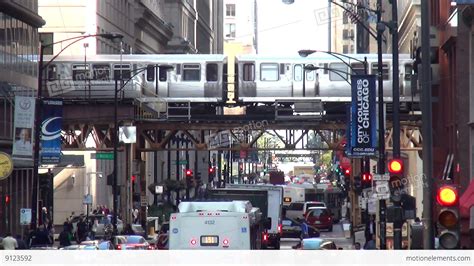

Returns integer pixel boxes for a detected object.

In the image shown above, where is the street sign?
[373,181,390,199]
[373,174,390,181]
[95,152,114,160]
[20,208,32,225]
[155,185,163,194]
[141,196,148,206]
[83,194,92,204]
[175,160,188,165]
[368,198,377,214]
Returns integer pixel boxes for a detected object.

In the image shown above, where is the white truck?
[169,201,266,250]
[226,184,283,249]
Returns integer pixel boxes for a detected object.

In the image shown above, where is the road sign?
[141,196,148,206]
[83,194,92,204]
[175,160,187,165]
[20,208,32,225]
[373,174,390,181]
[96,152,114,160]
[368,198,377,214]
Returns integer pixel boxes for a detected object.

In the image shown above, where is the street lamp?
[32,32,124,229]
[112,64,173,235]
[85,172,103,221]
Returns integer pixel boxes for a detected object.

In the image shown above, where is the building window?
[343,12,349,24]
[343,45,349,54]
[39,33,54,55]
[226,4,236,16]
[225,23,236,38]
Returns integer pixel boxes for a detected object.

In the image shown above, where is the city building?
[0,0,45,235]
[223,0,256,55]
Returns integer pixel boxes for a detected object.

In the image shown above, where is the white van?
[285,201,327,220]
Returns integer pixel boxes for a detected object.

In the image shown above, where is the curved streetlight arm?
[41,33,123,70]
[330,0,379,14]
[306,65,351,86]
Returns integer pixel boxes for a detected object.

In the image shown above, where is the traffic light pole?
[376,0,387,250]
[421,0,434,249]
[390,0,403,250]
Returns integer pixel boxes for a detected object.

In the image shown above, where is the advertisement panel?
[40,99,63,164]
[350,75,377,156]
[12,96,35,160]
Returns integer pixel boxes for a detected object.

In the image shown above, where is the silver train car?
[42,53,228,106]
[235,53,417,114]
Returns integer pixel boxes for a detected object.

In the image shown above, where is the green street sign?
[96,153,114,160]
[176,160,188,165]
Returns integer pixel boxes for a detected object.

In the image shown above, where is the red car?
[305,207,333,232]
[111,235,153,250]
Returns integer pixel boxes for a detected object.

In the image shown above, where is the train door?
[293,64,317,97]
[146,64,170,97]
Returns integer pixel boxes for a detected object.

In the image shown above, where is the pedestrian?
[363,234,376,249]
[133,208,139,224]
[77,217,87,243]
[58,227,72,248]
[297,218,309,239]
[15,235,27,250]
[122,224,135,235]
[1,233,18,250]
[91,218,98,240]
[365,215,376,243]
[353,242,361,250]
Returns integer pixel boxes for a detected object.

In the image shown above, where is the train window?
[113,64,131,80]
[206,63,218,81]
[328,63,348,81]
[371,63,390,80]
[72,64,90,80]
[47,64,57,81]
[351,62,366,75]
[404,64,413,81]
[260,63,279,81]
[243,63,255,81]
[294,64,302,81]
[279,63,285,75]
[93,64,110,80]
[146,65,155,81]
[159,67,168,82]
[183,64,201,81]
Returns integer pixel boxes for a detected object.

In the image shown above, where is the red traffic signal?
[362,173,372,182]
[5,195,9,204]
[437,185,458,206]
[185,169,193,177]
[388,159,403,174]
[209,167,215,174]
[131,175,137,182]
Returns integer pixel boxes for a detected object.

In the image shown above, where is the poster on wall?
[12,96,35,160]
[40,99,63,164]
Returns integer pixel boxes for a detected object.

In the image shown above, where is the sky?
[256,0,330,55]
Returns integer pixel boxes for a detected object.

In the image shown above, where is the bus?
[169,201,267,250]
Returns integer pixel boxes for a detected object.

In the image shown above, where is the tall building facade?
[223,0,256,55]
[39,0,223,55]
[0,0,45,235]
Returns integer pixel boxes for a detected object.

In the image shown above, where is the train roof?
[235,53,412,62]
[42,53,228,63]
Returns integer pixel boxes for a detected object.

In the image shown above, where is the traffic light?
[388,159,404,202]
[185,169,193,177]
[436,184,460,249]
[361,172,372,188]
[353,175,362,194]
[5,195,9,205]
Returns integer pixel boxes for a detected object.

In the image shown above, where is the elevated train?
[42,53,417,117]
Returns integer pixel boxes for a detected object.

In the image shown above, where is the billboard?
[40,99,63,164]
[12,96,35,160]
[350,75,377,156]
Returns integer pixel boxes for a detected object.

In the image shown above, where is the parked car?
[305,207,333,232]
[295,238,337,250]
[286,201,327,220]
[111,235,152,250]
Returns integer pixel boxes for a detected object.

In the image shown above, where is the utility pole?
[376,0,386,250]
[390,0,402,250]
[421,0,434,250]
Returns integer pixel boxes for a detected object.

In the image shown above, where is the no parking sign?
[20,208,32,225]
